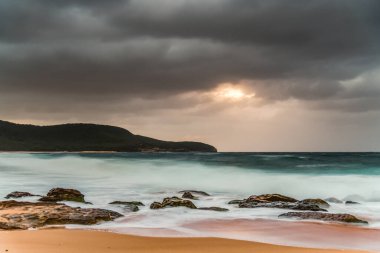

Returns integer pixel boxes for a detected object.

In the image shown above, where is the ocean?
[1,152,380,250]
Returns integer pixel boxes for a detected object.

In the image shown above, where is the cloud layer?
[1,0,380,150]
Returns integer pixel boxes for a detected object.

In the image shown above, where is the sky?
[1,0,380,151]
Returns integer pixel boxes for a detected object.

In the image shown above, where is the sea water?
[1,152,380,250]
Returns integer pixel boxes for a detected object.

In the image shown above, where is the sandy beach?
[0,229,370,253]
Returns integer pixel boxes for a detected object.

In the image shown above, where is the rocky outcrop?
[299,198,330,208]
[234,194,326,211]
[39,188,86,203]
[178,190,210,196]
[239,201,327,211]
[181,192,198,200]
[0,200,123,230]
[246,194,298,203]
[150,202,163,209]
[150,197,197,209]
[198,207,229,212]
[325,197,343,204]
[228,194,297,205]
[5,191,41,199]
[279,212,368,224]
[109,201,144,212]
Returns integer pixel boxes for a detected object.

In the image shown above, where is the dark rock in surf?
[109,201,144,206]
[39,188,86,203]
[178,190,210,196]
[324,197,343,204]
[246,194,298,203]
[343,194,365,202]
[198,207,229,212]
[109,201,144,212]
[236,194,327,211]
[228,199,245,205]
[345,201,360,205]
[150,202,163,209]
[181,192,198,200]
[5,191,41,199]
[0,200,123,230]
[279,211,368,224]
[239,201,327,211]
[150,197,197,209]
[299,199,330,208]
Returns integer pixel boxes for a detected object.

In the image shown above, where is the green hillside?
[0,120,217,152]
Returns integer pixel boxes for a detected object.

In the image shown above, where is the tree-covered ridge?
[0,120,217,152]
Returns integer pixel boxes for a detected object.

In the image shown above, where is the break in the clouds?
[1,0,380,151]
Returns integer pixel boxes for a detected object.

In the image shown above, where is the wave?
[1,153,380,201]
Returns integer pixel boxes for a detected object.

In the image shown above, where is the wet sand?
[0,229,370,253]
[184,218,380,252]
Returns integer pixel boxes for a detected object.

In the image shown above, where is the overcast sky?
[1,0,380,151]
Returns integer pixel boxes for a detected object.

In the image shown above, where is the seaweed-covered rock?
[279,211,368,224]
[299,198,330,208]
[246,194,298,203]
[325,197,343,204]
[150,197,197,209]
[239,201,327,211]
[5,191,41,199]
[109,201,144,212]
[0,200,123,230]
[39,188,86,203]
[178,190,210,196]
[181,192,198,200]
[198,207,229,212]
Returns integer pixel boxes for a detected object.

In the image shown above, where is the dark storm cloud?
[0,0,380,110]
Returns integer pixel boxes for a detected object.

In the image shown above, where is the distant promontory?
[0,120,217,152]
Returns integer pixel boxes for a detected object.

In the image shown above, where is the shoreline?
[0,229,371,253]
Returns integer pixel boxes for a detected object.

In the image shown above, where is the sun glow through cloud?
[213,83,255,101]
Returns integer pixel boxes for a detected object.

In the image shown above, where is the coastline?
[0,229,370,253]
[1,153,380,252]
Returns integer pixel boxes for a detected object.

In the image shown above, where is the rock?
[109,201,144,206]
[150,197,197,209]
[39,188,86,203]
[239,201,327,211]
[246,194,298,203]
[324,197,343,204]
[238,194,327,211]
[279,212,368,224]
[178,190,210,196]
[0,200,123,230]
[150,202,163,209]
[228,199,245,205]
[126,205,139,212]
[299,199,330,208]
[343,194,365,202]
[181,192,198,200]
[198,207,229,212]
[109,201,144,212]
[5,191,41,199]
[346,201,360,205]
